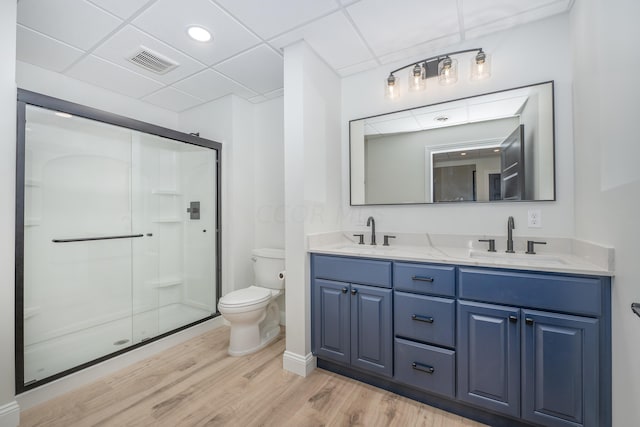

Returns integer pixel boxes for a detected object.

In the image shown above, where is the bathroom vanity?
[309,234,612,427]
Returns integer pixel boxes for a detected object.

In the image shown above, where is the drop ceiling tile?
[88,0,152,19]
[66,55,164,98]
[462,0,569,30]
[132,0,261,65]
[378,34,461,65]
[214,45,283,94]
[216,0,338,40]
[93,26,207,84]
[142,87,204,111]
[18,0,122,50]
[17,25,85,73]
[270,11,373,70]
[173,69,256,101]
[248,95,269,104]
[336,59,379,76]
[346,0,459,56]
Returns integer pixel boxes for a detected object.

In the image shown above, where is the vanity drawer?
[312,254,392,288]
[394,263,455,297]
[458,267,603,317]
[394,338,455,398]
[394,292,455,347]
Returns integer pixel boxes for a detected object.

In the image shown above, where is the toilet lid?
[219,286,271,308]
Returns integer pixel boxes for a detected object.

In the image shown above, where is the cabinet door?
[312,279,350,364]
[350,284,393,377]
[522,310,599,427]
[457,301,520,417]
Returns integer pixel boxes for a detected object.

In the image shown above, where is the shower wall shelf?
[25,179,41,187]
[151,189,181,195]
[151,218,182,223]
[24,218,41,227]
[148,278,183,289]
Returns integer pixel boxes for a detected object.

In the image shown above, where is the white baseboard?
[17,317,224,411]
[0,401,20,427]
[282,351,316,377]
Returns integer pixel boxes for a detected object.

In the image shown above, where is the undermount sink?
[468,250,567,265]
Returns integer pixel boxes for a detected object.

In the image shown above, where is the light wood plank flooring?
[20,327,487,427]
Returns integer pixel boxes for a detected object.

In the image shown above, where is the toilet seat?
[219,286,271,309]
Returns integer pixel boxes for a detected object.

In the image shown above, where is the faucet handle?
[478,239,496,252]
[353,234,365,245]
[383,235,396,246]
[526,240,547,254]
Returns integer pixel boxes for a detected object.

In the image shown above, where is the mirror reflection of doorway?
[489,173,502,201]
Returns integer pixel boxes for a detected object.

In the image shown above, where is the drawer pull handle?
[509,315,518,323]
[351,289,358,295]
[525,317,534,325]
[341,287,348,294]
[411,314,434,323]
[411,275,434,283]
[412,362,435,374]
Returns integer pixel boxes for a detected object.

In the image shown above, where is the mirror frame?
[349,81,556,206]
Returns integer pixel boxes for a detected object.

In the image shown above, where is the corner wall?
[0,2,19,425]
[341,14,574,238]
[570,1,640,424]
[283,41,341,375]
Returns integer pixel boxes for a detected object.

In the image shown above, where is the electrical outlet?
[528,209,542,228]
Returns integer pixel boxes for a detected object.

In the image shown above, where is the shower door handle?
[52,234,144,243]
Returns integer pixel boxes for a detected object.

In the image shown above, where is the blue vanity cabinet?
[521,309,599,427]
[457,300,521,417]
[458,267,609,427]
[311,254,393,377]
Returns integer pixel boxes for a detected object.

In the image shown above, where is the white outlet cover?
[528,209,542,228]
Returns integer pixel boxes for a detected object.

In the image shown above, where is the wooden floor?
[20,327,487,427]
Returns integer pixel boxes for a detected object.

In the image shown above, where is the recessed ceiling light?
[493,149,500,152]
[55,112,72,119]
[460,152,467,156]
[187,26,212,42]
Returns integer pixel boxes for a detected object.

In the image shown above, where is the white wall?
[253,97,285,250]
[341,14,574,237]
[0,1,19,425]
[283,41,341,375]
[570,1,640,425]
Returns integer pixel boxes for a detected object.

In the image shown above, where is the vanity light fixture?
[187,26,212,42]
[385,48,491,98]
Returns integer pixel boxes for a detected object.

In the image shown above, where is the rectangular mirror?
[349,81,555,205]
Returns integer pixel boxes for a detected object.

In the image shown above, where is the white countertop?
[307,232,614,277]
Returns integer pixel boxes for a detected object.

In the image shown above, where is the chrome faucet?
[506,216,515,253]
[366,216,376,245]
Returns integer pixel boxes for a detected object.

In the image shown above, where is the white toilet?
[218,248,285,356]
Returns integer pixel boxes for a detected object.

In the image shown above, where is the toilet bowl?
[218,248,285,356]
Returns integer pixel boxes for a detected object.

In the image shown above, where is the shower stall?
[15,90,221,392]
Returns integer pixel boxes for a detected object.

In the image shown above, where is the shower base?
[23,303,211,385]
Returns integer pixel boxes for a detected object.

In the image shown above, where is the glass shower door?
[19,94,220,391]
[23,105,135,384]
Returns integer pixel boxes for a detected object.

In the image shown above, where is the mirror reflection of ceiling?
[16,0,573,112]
[364,92,530,136]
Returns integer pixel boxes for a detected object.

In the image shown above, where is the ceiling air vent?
[127,46,179,74]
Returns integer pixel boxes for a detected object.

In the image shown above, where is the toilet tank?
[252,248,285,290]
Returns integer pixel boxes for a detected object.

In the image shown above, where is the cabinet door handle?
[525,318,534,325]
[411,275,434,283]
[509,315,518,323]
[351,289,358,295]
[411,314,434,323]
[341,287,348,294]
[412,362,435,374]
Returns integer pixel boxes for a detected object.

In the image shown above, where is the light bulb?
[385,74,399,99]
[438,57,458,86]
[408,63,426,92]
[471,50,491,81]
